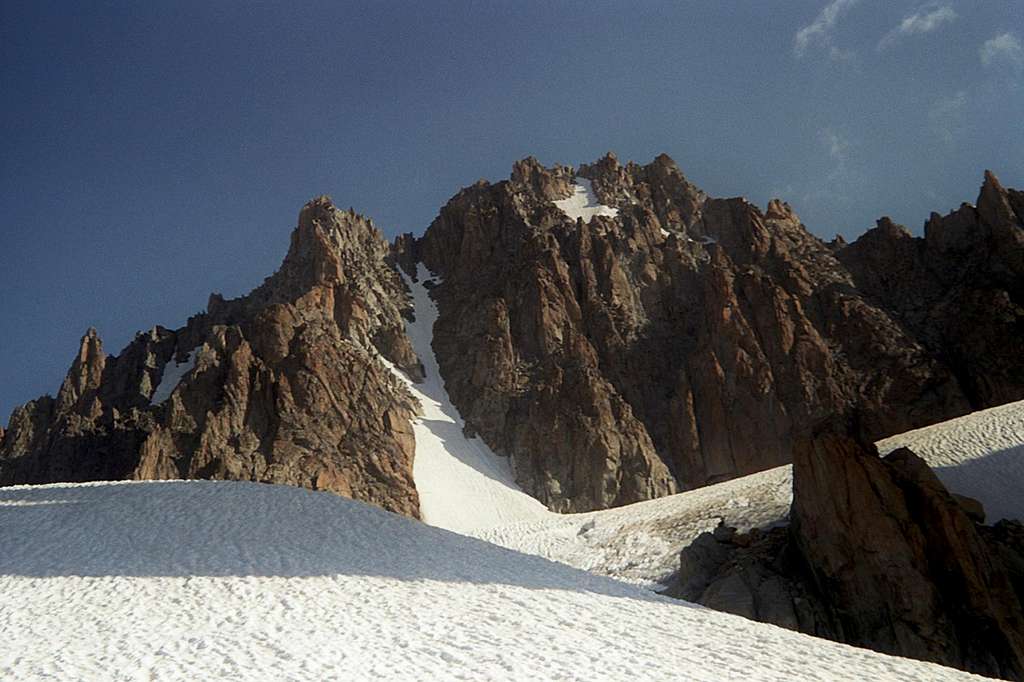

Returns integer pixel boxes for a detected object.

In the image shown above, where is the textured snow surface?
[479,466,792,589]
[878,399,1024,523]
[0,480,980,681]
[150,351,196,404]
[390,266,548,535]
[553,178,619,222]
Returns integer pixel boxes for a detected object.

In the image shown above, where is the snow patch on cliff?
[150,351,196,404]
[554,178,620,222]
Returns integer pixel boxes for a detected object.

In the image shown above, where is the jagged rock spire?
[56,327,105,412]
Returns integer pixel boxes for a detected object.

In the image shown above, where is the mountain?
[2,154,1023,517]
[404,154,1023,511]
[0,478,984,681]
[0,199,422,515]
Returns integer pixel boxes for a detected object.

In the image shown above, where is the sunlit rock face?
[2,155,1023,517]
[412,155,1022,511]
[0,197,422,517]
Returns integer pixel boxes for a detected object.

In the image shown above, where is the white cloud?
[980,32,1024,70]
[801,128,858,206]
[877,4,957,51]
[820,128,851,163]
[927,91,967,144]
[794,0,859,59]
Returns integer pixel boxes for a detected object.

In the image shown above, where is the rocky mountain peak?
[978,169,1022,230]
[412,154,1023,511]
[510,156,573,201]
[1,195,422,515]
[764,198,795,221]
[280,195,388,289]
[876,216,911,237]
[56,327,106,412]
[3,153,1023,526]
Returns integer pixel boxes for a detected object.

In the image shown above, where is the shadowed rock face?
[408,154,1021,511]
[837,171,1024,408]
[0,197,422,517]
[672,436,1024,679]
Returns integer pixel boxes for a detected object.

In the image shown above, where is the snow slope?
[0,480,981,681]
[878,399,1024,523]
[389,266,548,535]
[553,178,619,222]
[477,465,792,588]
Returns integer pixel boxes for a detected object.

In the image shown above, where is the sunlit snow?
[553,178,619,222]
[878,399,1024,523]
[387,266,549,535]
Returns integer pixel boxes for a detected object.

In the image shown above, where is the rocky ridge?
[404,153,1022,511]
[2,154,1023,518]
[0,198,422,516]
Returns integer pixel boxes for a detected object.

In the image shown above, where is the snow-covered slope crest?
[0,480,981,681]
[553,177,619,222]
[878,398,1024,523]
[479,464,792,589]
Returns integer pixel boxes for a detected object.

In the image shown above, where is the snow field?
[0,480,981,681]
[878,399,1024,523]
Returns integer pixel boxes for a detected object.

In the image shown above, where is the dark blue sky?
[2,0,1022,422]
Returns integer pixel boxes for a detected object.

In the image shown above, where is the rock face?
[2,154,1023,518]
[406,154,1022,511]
[837,171,1024,408]
[673,436,1024,679]
[0,197,422,517]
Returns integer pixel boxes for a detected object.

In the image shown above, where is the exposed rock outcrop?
[672,436,1024,679]
[837,172,1024,408]
[0,197,421,516]
[407,155,1020,511]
